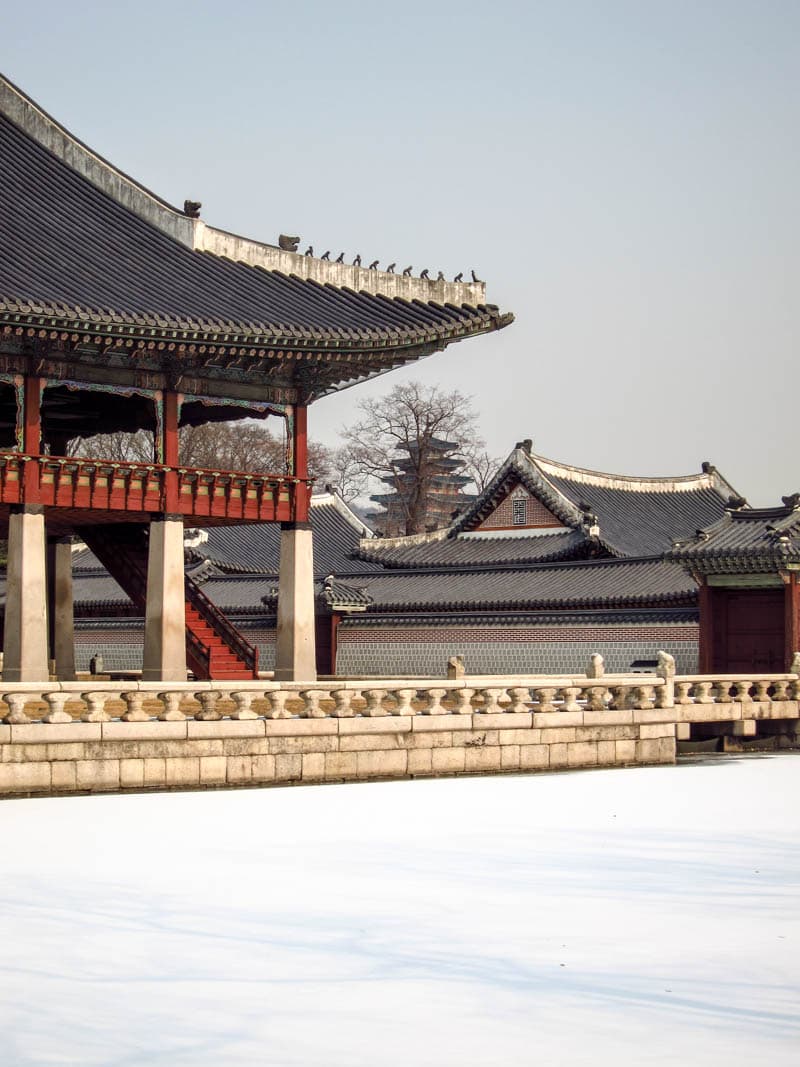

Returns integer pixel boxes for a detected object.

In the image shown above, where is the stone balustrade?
[0,658,797,798]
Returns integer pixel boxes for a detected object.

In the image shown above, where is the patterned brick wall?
[336,621,699,676]
[479,487,562,530]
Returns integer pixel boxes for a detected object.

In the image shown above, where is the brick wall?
[336,620,699,676]
[479,487,561,530]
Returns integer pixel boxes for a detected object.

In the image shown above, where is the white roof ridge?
[531,451,734,494]
[311,491,374,537]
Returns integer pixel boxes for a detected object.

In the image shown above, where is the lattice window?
[512,497,527,525]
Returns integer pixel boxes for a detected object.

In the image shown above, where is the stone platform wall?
[0,710,675,798]
[2,664,797,799]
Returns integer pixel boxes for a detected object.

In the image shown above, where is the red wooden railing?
[0,453,311,523]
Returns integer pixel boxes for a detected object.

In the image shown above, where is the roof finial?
[701,460,716,474]
[515,438,533,455]
[183,200,201,218]
[278,234,300,252]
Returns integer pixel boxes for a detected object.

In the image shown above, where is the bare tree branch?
[339,381,488,535]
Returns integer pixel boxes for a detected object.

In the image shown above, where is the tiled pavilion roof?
[0,75,512,398]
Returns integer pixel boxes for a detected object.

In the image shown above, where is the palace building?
[54,439,799,680]
[0,74,511,682]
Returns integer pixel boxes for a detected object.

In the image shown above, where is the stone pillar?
[47,536,75,680]
[274,522,317,681]
[4,506,48,681]
[142,516,187,682]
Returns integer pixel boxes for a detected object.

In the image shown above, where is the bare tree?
[72,420,333,483]
[70,429,153,463]
[339,382,490,535]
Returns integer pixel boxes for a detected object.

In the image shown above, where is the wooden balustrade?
[0,453,310,523]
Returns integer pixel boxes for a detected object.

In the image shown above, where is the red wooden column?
[697,579,714,673]
[292,403,310,522]
[784,573,800,669]
[162,390,180,512]
[22,375,42,500]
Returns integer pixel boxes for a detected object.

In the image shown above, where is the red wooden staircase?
[80,524,259,680]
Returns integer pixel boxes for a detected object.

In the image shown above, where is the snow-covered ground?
[1,755,798,1066]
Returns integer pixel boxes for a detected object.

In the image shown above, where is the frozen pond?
[1,755,799,1066]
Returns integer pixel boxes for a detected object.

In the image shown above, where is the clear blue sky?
[4,1,798,502]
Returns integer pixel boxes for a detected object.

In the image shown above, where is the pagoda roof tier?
[0,76,512,403]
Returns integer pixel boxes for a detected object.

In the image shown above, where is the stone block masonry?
[0,710,675,798]
[1,665,797,799]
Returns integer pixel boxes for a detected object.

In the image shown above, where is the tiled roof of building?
[0,76,511,395]
[70,494,379,580]
[71,569,131,610]
[668,498,800,573]
[356,527,593,568]
[188,494,382,577]
[347,557,694,613]
[450,445,737,556]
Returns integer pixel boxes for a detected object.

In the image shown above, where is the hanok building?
[65,441,771,678]
[0,74,511,682]
[668,497,800,673]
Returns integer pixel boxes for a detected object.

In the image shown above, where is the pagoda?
[369,437,476,535]
[0,74,512,683]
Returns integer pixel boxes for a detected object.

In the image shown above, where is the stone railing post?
[447,656,465,679]
[586,654,605,679]
[656,651,675,708]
